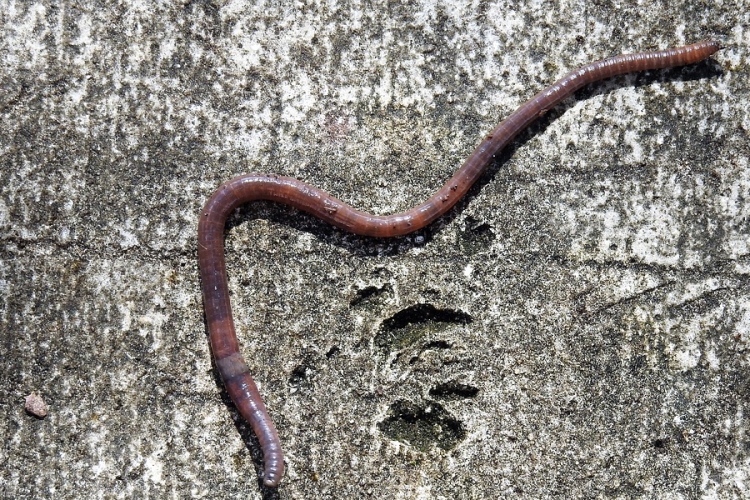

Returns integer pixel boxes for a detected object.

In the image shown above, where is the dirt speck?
[25,393,48,418]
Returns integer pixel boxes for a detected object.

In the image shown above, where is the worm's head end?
[263,472,281,488]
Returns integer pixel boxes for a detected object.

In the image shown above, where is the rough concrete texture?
[1,1,748,498]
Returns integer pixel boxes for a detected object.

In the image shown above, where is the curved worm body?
[198,41,719,487]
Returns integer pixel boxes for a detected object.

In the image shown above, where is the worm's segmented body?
[198,41,720,488]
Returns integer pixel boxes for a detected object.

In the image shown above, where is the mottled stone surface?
[1,1,748,498]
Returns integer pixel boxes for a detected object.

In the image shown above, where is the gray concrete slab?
[1,1,748,498]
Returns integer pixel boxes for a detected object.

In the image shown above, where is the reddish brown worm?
[198,41,719,487]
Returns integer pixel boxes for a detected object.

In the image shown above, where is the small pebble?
[25,393,48,418]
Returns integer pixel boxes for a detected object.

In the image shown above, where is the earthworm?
[198,40,720,488]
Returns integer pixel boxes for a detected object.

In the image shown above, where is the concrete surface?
[1,1,748,499]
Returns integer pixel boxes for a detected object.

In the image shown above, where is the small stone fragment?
[25,393,48,418]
